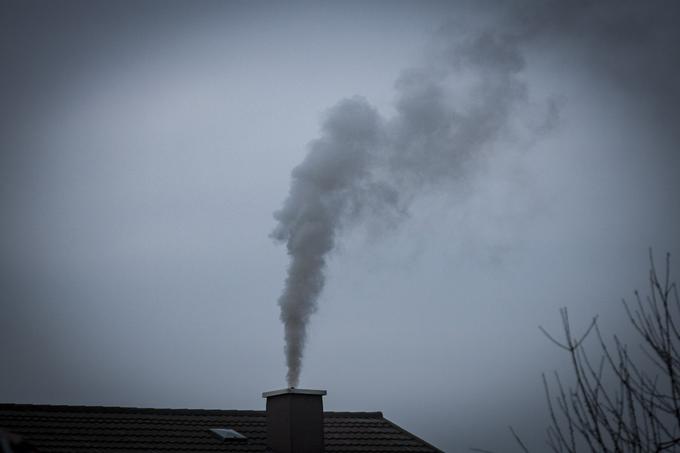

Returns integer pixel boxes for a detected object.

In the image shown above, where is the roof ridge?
[324,411,383,418]
[0,404,383,419]
[0,403,264,416]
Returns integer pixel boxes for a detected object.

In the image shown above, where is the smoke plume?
[272,27,534,387]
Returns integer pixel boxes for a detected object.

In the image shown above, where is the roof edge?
[0,403,383,418]
[324,411,383,418]
[0,403,263,416]
[382,414,446,453]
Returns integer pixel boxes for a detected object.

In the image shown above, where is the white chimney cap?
[262,388,327,398]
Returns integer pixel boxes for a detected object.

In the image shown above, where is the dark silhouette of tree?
[538,252,680,453]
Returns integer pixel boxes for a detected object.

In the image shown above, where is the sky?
[1,1,679,451]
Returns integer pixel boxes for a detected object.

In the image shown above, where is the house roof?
[0,403,443,453]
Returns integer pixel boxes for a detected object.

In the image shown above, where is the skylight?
[209,428,247,441]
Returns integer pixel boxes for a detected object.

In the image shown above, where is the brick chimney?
[262,388,326,453]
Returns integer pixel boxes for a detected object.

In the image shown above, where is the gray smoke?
[271,0,680,388]
[271,99,383,387]
[272,27,535,387]
[273,0,680,385]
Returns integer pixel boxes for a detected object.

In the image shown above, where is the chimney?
[262,388,327,453]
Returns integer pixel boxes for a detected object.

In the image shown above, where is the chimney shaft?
[262,388,326,453]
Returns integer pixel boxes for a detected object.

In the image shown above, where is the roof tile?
[0,404,442,453]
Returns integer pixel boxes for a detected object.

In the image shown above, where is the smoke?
[271,99,383,387]
[271,25,539,387]
[272,0,680,386]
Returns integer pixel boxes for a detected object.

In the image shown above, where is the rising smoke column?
[271,99,383,387]
[272,29,533,387]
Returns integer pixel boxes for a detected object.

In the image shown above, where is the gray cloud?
[510,0,680,146]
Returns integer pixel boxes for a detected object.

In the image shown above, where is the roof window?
[209,428,247,441]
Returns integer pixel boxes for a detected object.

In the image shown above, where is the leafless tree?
[540,252,680,453]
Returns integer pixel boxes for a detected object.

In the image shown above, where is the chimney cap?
[262,388,327,398]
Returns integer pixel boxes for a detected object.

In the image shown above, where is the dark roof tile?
[0,403,442,453]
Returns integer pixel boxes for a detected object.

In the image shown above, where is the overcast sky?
[1,1,679,451]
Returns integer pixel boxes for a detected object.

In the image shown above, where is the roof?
[0,403,443,453]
